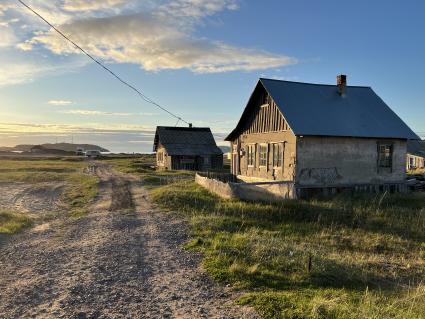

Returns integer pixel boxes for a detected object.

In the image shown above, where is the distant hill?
[11,143,109,153]
[219,146,231,153]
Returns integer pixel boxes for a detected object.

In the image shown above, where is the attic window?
[378,143,393,169]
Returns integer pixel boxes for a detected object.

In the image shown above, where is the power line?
[17,0,189,126]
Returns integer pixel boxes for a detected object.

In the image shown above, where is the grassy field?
[0,158,98,233]
[105,155,194,187]
[111,157,425,319]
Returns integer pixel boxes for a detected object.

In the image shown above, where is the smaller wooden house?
[407,140,425,170]
[153,126,223,171]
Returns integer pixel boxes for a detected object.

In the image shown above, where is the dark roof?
[226,78,419,140]
[407,140,425,157]
[153,126,222,156]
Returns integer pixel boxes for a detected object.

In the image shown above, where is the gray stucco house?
[225,75,419,196]
[154,126,223,171]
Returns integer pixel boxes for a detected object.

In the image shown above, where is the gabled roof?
[153,126,222,156]
[407,140,425,157]
[226,78,419,141]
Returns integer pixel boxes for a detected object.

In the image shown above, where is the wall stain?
[299,167,342,185]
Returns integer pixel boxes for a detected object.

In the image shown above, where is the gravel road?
[0,163,258,319]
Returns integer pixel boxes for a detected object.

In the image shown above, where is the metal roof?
[154,126,222,156]
[226,78,419,140]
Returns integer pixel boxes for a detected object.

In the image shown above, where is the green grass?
[0,211,33,234]
[149,182,425,318]
[106,156,194,188]
[63,173,99,218]
[107,158,425,318]
[0,158,99,230]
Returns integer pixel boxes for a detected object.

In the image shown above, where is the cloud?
[156,0,239,23]
[61,109,135,116]
[1,0,296,87]
[0,18,19,27]
[0,57,87,86]
[28,12,296,73]
[0,122,154,134]
[62,0,129,12]
[0,26,17,47]
[48,100,73,106]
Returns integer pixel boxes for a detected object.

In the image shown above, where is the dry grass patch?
[0,211,33,234]
[0,158,99,228]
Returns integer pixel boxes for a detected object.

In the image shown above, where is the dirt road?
[0,163,258,319]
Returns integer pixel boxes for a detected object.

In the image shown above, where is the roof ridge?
[259,77,371,89]
[157,126,211,130]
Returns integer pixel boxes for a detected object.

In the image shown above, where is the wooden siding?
[157,153,223,171]
[240,95,288,135]
[228,90,296,181]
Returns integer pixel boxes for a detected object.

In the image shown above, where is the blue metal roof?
[260,78,419,140]
[225,78,419,140]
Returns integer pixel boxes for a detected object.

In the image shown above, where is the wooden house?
[407,140,425,170]
[225,75,420,195]
[153,126,223,171]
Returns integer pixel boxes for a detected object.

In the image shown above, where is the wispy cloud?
[61,109,135,116]
[62,0,129,12]
[48,100,73,106]
[0,55,87,86]
[0,122,154,134]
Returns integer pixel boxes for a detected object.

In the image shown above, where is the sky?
[0,0,424,153]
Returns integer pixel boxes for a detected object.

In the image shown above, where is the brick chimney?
[337,74,347,96]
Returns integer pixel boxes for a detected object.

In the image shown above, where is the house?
[407,140,425,170]
[225,75,420,196]
[153,126,223,170]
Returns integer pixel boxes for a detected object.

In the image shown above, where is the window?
[409,157,415,168]
[378,143,393,168]
[247,144,256,166]
[272,143,283,167]
[259,144,268,167]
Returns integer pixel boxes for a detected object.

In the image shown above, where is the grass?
[110,158,425,319]
[105,155,194,188]
[0,211,33,234]
[0,158,99,233]
[63,173,99,218]
[408,168,425,176]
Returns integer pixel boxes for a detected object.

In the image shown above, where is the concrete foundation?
[195,173,408,201]
[195,173,296,201]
